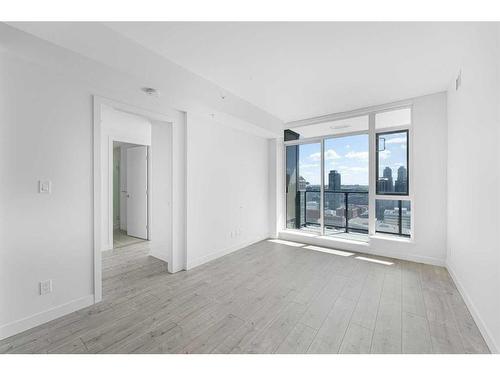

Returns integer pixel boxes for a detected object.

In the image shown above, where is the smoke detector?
[141,87,160,97]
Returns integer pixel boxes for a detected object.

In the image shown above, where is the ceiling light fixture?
[141,87,160,97]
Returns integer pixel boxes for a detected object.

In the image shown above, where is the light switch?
[39,180,51,194]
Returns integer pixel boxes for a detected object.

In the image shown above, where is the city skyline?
[298,132,407,186]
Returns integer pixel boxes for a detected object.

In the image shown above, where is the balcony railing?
[302,190,369,234]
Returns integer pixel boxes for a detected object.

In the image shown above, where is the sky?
[297,132,407,186]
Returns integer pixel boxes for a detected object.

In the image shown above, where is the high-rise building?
[328,170,341,191]
[328,170,342,209]
[379,166,394,193]
[395,166,407,193]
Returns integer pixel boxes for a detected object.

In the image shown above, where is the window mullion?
[368,113,376,236]
[320,139,325,236]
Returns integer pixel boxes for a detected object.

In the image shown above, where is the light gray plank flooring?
[0,239,490,354]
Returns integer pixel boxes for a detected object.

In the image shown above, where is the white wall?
[0,51,96,338]
[185,113,271,268]
[100,106,152,250]
[0,33,187,339]
[150,121,173,264]
[446,23,500,353]
[1,23,276,339]
[280,92,449,266]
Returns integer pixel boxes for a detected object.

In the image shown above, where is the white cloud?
[386,137,406,145]
[379,150,391,160]
[299,162,319,169]
[310,149,340,161]
[337,165,368,173]
[345,151,368,161]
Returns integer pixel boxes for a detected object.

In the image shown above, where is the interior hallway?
[0,240,489,354]
[113,229,145,249]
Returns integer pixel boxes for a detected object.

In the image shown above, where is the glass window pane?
[376,108,411,129]
[323,134,369,236]
[375,199,411,237]
[286,143,321,233]
[376,200,400,234]
[347,192,369,233]
[285,145,298,229]
[324,192,346,230]
[324,134,369,191]
[401,201,412,236]
[376,130,408,195]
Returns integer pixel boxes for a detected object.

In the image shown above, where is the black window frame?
[375,129,409,196]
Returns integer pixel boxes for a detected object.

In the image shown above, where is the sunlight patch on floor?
[303,245,354,257]
[355,256,393,266]
[267,239,306,247]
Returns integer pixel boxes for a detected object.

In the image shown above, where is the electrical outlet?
[40,280,52,295]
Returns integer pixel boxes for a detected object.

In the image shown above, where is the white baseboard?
[446,261,498,354]
[0,294,94,341]
[187,234,270,270]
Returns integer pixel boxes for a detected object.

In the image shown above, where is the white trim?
[147,146,152,241]
[374,195,412,201]
[319,139,325,235]
[92,96,102,303]
[446,261,499,354]
[0,295,94,340]
[186,235,270,270]
[368,113,376,236]
[286,99,414,129]
[284,129,369,146]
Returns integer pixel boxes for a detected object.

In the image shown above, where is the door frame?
[108,140,151,247]
[93,95,177,303]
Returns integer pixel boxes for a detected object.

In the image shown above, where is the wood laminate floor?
[0,240,490,354]
[113,229,145,249]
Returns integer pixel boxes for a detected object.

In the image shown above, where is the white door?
[126,146,148,239]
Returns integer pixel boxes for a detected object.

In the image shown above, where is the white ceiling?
[103,22,464,123]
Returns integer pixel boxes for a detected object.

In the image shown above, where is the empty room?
[1,2,500,371]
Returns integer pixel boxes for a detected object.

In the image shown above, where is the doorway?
[112,141,149,249]
[94,96,184,303]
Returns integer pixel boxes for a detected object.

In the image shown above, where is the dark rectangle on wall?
[284,129,300,141]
